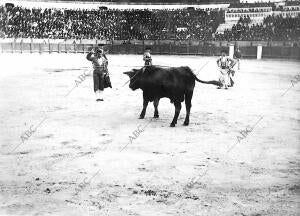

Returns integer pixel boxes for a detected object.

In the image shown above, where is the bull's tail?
[194,75,221,86]
[185,66,221,86]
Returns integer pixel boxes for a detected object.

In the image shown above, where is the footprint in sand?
[61,141,70,145]
[38,134,54,139]
[19,151,30,155]
[100,133,108,136]
[61,139,77,145]
[102,139,112,145]
[96,139,113,151]
[77,151,93,157]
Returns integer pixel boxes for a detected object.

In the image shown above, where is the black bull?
[123,66,220,127]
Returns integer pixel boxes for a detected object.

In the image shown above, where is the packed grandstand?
[0,1,299,41]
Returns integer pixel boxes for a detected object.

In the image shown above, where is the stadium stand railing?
[0,39,299,59]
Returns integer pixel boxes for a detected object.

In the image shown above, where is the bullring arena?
[0,0,300,216]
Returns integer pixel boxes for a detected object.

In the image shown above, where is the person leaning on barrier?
[86,47,108,102]
[233,47,242,70]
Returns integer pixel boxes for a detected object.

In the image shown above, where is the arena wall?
[0,39,299,59]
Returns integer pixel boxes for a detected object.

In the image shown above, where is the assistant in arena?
[86,47,108,102]
[216,49,236,89]
[143,47,152,66]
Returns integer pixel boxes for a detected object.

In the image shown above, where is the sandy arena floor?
[0,53,299,216]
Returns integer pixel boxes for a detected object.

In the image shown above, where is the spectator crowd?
[0,3,299,41]
[228,2,275,9]
[0,6,223,40]
[215,14,300,41]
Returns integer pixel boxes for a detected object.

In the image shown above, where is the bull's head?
[123,68,144,90]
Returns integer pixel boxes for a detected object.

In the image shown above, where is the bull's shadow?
[123,66,220,127]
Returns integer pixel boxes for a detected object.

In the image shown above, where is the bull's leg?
[153,98,160,118]
[139,99,149,119]
[184,91,193,126]
[170,102,181,127]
